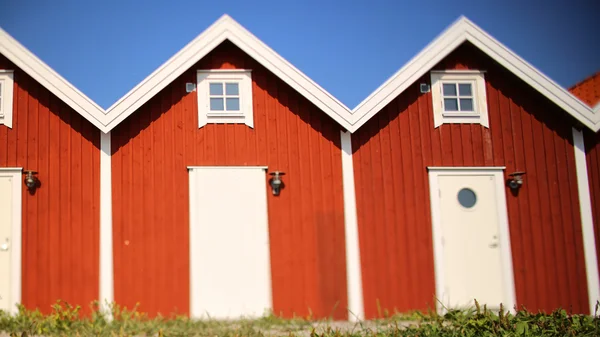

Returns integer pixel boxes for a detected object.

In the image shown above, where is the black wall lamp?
[23,170,39,192]
[507,171,526,191]
[268,171,285,196]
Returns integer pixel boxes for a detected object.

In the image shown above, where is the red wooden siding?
[111,41,348,319]
[0,55,100,314]
[585,130,600,282]
[352,43,589,318]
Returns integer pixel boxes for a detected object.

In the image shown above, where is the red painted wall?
[0,55,100,314]
[352,43,589,318]
[111,41,348,319]
[585,131,600,283]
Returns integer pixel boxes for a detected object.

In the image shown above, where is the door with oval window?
[428,168,516,312]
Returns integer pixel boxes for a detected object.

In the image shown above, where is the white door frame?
[427,166,516,313]
[187,165,270,318]
[0,168,22,315]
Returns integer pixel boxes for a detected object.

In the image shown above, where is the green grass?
[0,300,599,336]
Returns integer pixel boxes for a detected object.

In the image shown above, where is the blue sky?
[0,0,598,109]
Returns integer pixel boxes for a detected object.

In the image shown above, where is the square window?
[207,80,243,113]
[0,72,14,128]
[197,70,254,128]
[430,71,489,128]
[440,81,475,113]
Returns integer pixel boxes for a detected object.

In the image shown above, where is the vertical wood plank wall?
[585,131,600,282]
[0,55,101,314]
[352,43,590,318]
[111,41,348,319]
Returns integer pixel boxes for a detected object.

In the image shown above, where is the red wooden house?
[0,27,103,315]
[0,15,598,320]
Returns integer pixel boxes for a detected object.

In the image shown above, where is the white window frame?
[196,70,254,128]
[0,70,15,128]
[430,70,489,128]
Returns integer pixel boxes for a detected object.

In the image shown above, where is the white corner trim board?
[572,127,600,315]
[99,132,114,314]
[340,131,364,321]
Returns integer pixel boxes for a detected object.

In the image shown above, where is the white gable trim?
[349,16,600,133]
[1,15,598,134]
[100,15,353,133]
[0,28,107,130]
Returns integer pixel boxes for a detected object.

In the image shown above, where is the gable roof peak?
[1,14,598,133]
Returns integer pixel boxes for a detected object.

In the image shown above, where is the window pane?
[225,83,239,95]
[444,98,458,111]
[442,83,457,96]
[460,98,474,111]
[457,188,477,208]
[458,83,472,96]
[209,83,223,95]
[226,98,240,111]
[210,97,224,111]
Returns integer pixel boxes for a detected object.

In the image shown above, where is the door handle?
[489,235,499,248]
[0,243,8,251]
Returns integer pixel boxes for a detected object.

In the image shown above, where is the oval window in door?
[457,188,477,208]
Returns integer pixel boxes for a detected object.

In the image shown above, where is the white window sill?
[442,112,481,118]
[207,112,245,118]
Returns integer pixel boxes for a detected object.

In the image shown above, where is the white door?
[429,169,515,311]
[0,170,21,314]
[188,166,272,319]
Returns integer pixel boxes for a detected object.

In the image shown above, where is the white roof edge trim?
[100,14,355,132]
[1,15,598,134]
[347,16,599,133]
[0,27,108,131]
